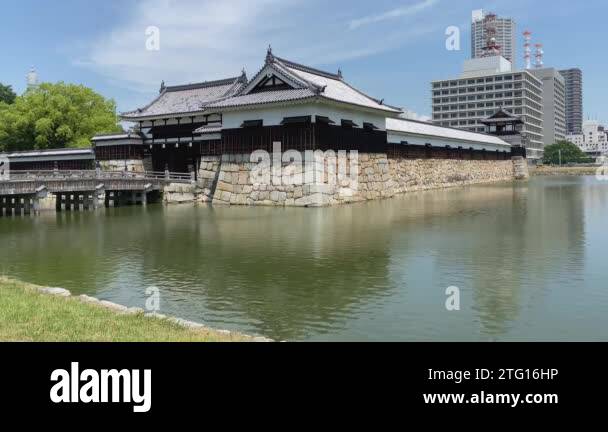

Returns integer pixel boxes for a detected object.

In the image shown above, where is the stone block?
[216,181,234,193]
[238,172,249,185]
[39,287,71,297]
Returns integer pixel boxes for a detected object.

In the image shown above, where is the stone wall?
[99,159,148,173]
[389,158,515,194]
[163,183,205,204]
[512,156,530,180]
[197,153,517,207]
[196,156,222,202]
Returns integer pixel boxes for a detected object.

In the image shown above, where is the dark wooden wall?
[221,124,513,161]
[221,124,387,154]
[94,145,144,161]
[10,160,94,171]
[386,143,512,161]
[149,141,222,172]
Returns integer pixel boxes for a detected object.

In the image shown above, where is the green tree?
[0,83,16,105]
[543,140,592,165]
[0,82,120,152]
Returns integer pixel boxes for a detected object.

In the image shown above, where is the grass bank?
[0,278,252,342]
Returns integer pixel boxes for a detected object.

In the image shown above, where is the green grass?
[0,278,250,342]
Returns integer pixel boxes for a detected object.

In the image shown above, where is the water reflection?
[0,177,606,341]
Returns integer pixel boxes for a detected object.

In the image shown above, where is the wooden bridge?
[0,170,193,216]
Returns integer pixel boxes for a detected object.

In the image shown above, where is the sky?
[1,0,606,123]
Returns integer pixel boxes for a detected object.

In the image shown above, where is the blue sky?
[1,0,606,122]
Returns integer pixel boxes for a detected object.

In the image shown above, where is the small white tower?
[26,67,39,90]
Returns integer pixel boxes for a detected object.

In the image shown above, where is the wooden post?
[23,196,31,215]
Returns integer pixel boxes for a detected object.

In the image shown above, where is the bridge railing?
[3,170,194,183]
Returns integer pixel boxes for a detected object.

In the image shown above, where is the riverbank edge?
[531,166,601,176]
[0,277,273,342]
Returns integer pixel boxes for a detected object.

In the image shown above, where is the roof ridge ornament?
[337,68,343,79]
[160,80,166,93]
[266,45,274,65]
[239,68,248,83]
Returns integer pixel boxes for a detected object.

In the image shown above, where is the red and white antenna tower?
[523,31,532,69]
[534,43,544,68]
[481,13,501,57]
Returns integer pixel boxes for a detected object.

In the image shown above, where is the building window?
[241,120,263,128]
[281,116,311,125]
[341,119,359,128]
[315,116,335,125]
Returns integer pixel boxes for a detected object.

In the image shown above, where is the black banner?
[0,343,605,420]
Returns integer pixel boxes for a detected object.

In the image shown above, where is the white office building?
[567,120,608,155]
[529,68,566,148]
[432,56,544,159]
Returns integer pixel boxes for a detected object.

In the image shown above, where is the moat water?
[1,176,607,341]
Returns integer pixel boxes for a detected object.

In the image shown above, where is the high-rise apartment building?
[471,10,516,64]
[559,68,583,135]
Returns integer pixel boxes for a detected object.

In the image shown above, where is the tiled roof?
[119,50,402,119]
[205,52,402,114]
[2,148,94,159]
[205,88,316,109]
[121,75,247,119]
[277,57,401,113]
[386,118,510,146]
[193,125,223,134]
[91,132,144,141]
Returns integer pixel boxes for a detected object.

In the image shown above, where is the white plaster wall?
[222,103,388,131]
[140,114,221,128]
[387,131,511,153]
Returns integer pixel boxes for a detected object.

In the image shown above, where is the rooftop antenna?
[523,31,532,70]
[534,43,544,68]
[481,13,501,58]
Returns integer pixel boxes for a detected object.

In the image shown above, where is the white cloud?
[349,0,439,30]
[74,0,440,111]
[76,0,302,92]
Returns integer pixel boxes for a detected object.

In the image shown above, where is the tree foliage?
[543,140,593,165]
[0,83,16,105]
[0,82,121,152]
